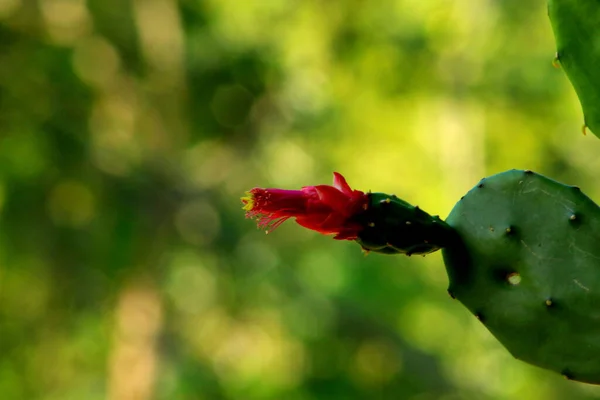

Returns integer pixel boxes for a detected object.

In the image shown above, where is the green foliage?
[443,170,600,384]
[549,0,600,137]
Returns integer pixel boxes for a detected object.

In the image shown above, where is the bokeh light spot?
[166,258,216,316]
[89,94,139,176]
[0,0,20,19]
[210,84,254,127]
[351,339,402,387]
[211,317,305,392]
[72,36,121,88]
[282,296,336,340]
[235,236,279,271]
[47,181,95,227]
[183,141,235,189]
[174,201,220,246]
[0,133,49,180]
[40,0,91,44]
[297,250,347,295]
[262,139,314,186]
[1,256,49,321]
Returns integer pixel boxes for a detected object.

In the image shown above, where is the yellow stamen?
[241,192,255,211]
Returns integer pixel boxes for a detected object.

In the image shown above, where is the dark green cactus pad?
[442,169,600,383]
[355,193,454,256]
[548,0,600,137]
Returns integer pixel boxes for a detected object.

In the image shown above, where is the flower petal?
[243,172,367,240]
[296,214,328,231]
[332,172,353,195]
[314,185,350,211]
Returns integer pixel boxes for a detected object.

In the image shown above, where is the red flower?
[241,172,368,240]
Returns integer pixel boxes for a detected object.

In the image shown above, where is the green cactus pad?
[355,193,454,255]
[442,169,600,383]
[548,0,600,137]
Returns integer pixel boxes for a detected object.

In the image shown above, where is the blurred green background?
[3,0,600,399]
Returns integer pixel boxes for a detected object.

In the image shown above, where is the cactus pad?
[548,0,600,137]
[443,169,600,383]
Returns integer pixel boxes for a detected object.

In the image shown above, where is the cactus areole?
[243,170,600,384]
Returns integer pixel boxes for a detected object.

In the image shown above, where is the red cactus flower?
[241,172,369,240]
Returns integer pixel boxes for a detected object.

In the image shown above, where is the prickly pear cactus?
[443,169,600,384]
[548,0,600,137]
[243,169,600,383]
